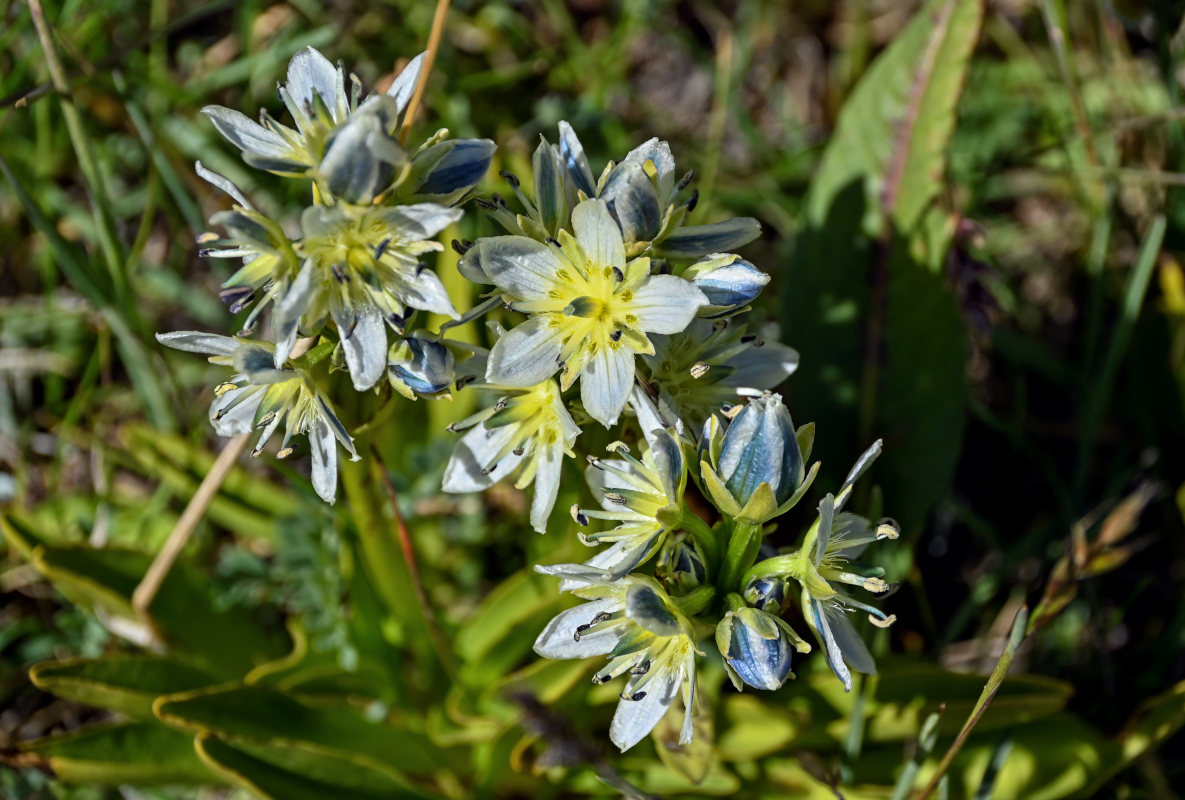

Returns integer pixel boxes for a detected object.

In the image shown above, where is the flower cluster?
[159,48,493,499]
[163,48,898,758]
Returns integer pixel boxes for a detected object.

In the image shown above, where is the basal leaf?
[29,655,217,719]
[195,734,439,800]
[18,721,218,786]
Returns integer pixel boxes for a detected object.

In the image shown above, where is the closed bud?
[683,254,770,316]
[659,537,707,593]
[743,576,790,615]
[715,607,794,691]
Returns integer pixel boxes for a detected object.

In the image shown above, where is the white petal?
[201,106,297,162]
[391,267,459,318]
[386,52,426,114]
[194,162,251,209]
[286,47,346,122]
[486,317,563,387]
[837,439,884,510]
[386,203,463,240]
[479,236,563,301]
[156,331,240,357]
[610,669,678,751]
[210,387,260,436]
[628,385,674,450]
[628,276,706,335]
[441,423,522,492]
[529,442,565,533]
[273,260,316,366]
[826,604,877,676]
[726,340,799,390]
[341,308,387,391]
[309,416,339,504]
[572,199,625,269]
[815,494,836,562]
[557,121,596,196]
[810,597,852,692]
[581,346,634,427]
[533,598,621,659]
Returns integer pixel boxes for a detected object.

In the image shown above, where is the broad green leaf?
[196,734,439,800]
[18,721,218,786]
[783,0,982,529]
[29,655,217,719]
[155,684,449,775]
[454,566,567,686]
[27,542,288,677]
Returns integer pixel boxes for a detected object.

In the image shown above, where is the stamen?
[214,382,239,397]
[451,239,473,255]
[474,198,498,211]
[869,614,897,629]
[606,441,630,455]
[629,660,650,675]
[494,396,510,411]
[589,612,612,625]
[277,446,295,459]
[676,169,696,190]
[498,169,520,188]
[573,624,590,642]
[621,691,647,702]
[611,266,624,282]
[603,492,627,505]
[686,189,699,212]
[570,505,589,526]
[373,238,391,260]
[331,264,349,284]
[592,673,612,684]
[875,518,901,540]
[609,329,623,342]
[256,411,276,428]
[740,334,758,344]
[690,362,710,379]
[546,237,562,248]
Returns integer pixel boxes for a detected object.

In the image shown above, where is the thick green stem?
[741,551,805,589]
[674,585,716,617]
[719,520,762,593]
[680,508,720,569]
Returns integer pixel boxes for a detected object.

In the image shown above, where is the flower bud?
[715,607,794,691]
[699,394,807,523]
[743,576,790,615]
[658,537,707,593]
[387,334,455,399]
[683,254,770,316]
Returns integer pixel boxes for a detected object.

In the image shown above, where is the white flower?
[794,441,899,691]
[197,164,462,390]
[156,331,359,504]
[441,376,579,533]
[474,198,707,427]
[642,318,799,431]
[533,566,699,752]
[570,429,686,577]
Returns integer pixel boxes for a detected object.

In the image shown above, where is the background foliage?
[2,0,1185,797]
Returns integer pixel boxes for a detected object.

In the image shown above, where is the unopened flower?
[682,253,770,317]
[533,566,698,752]
[642,319,799,431]
[716,606,805,691]
[442,376,579,533]
[571,429,686,576]
[473,198,706,426]
[387,332,457,399]
[699,393,816,524]
[479,122,761,262]
[156,331,358,504]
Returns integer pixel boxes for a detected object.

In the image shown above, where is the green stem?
[741,551,804,589]
[674,585,716,617]
[719,520,762,593]
[679,508,720,569]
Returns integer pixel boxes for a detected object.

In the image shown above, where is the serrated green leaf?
[29,655,217,719]
[19,721,218,786]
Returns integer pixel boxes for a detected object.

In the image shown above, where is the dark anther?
[740,334,758,344]
[498,170,521,188]
[475,198,498,211]
[686,188,700,212]
[611,266,624,282]
[676,169,696,190]
[415,262,427,277]
[592,673,612,684]
[451,239,473,255]
[609,329,623,342]
[490,193,509,208]
[331,264,349,284]
[374,238,391,259]
[621,691,647,702]
[513,446,525,456]
[629,660,651,675]
[546,237,562,248]
[589,612,612,625]
[573,623,591,642]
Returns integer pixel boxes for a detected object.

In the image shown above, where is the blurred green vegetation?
[2,0,1185,797]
